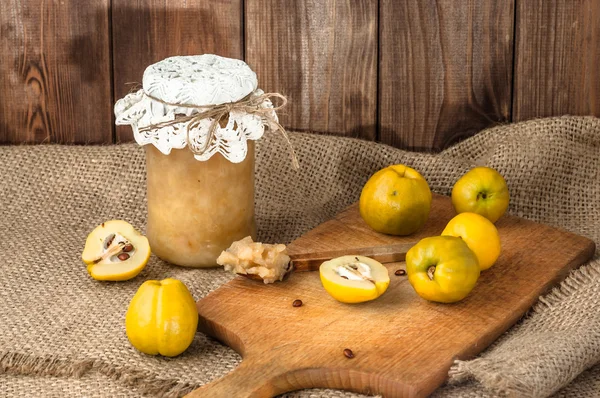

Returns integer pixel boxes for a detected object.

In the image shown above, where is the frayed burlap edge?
[0,352,201,398]
[448,261,600,397]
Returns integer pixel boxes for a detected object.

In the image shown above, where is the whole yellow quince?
[442,212,501,271]
[406,236,480,303]
[125,278,198,357]
[359,164,432,236]
[452,167,509,223]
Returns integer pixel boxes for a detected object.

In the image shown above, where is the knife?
[289,241,416,272]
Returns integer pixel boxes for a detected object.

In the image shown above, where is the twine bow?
[138,91,299,169]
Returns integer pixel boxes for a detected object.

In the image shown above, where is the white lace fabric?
[143,55,258,106]
[114,89,276,163]
[113,55,276,163]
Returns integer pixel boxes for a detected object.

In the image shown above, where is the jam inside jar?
[145,142,256,267]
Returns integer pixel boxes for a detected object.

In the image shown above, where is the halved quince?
[319,255,390,303]
[82,220,151,281]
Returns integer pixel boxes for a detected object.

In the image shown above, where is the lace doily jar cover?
[114,55,275,268]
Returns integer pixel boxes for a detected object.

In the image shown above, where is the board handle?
[185,358,284,398]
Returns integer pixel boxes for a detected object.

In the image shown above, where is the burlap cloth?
[1,116,599,398]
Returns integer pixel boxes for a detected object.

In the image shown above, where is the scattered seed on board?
[395,269,406,276]
[117,253,130,261]
[292,299,303,307]
[343,348,355,359]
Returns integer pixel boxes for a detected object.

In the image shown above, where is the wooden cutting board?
[190,194,595,398]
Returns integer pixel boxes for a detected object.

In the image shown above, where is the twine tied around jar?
[137,89,299,169]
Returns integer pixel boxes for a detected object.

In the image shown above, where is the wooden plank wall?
[379,0,514,150]
[1,0,599,150]
[246,0,378,140]
[513,0,600,121]
[0,0,112,144]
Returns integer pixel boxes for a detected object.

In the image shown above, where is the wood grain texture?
[111,0,243,142]
[0,0,112,144]
[513,0,600,121]
[245,0,377,140]
[190,195,595,397]
[379,0,514,151]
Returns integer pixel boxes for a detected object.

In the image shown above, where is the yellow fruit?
[406,236,480,303]
[452,167,509,223]
[82,220,151,281]
[125,278,199,357]
[442,212,501,271]
[359,164,432,235]
[319,255,390,304]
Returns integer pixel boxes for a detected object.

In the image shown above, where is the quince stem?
[427,266,436,281]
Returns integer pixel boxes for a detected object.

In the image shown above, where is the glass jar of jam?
[114,54,278,267]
